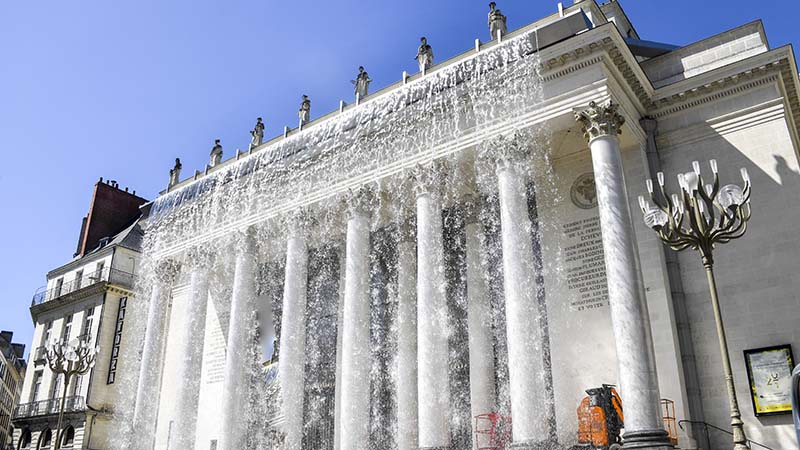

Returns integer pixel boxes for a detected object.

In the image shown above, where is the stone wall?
[656,75,800,449]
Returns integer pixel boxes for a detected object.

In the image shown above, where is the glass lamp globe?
[65,349,79,362]
[718,184,744,209]
[683,172,699,192]
[644,206,669,229]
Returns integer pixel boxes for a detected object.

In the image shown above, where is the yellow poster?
[744,345,794,416]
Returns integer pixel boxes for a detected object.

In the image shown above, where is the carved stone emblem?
[570,172,598,209]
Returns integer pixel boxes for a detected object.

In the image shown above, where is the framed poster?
[743,345,795,416]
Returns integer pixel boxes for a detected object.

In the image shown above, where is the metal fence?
[32,267,134,305]
[13,396,85,419]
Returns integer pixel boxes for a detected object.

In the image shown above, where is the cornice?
[46,246,115,279]
[656,99,786,151]
[649,46,800,144]
[146,21,800,259]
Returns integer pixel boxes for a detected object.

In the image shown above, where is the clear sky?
[1,0,798,354]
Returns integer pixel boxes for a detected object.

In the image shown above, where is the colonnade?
[132,101,672,450]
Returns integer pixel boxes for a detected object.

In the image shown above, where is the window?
[62,315,73,342]
[82,307,95,343]
[95,261,105,279]
[37,429,52,450]
[54,279,63,298]
[107,297,127,384]
[30,371,42,402]
[18,429,31,450]
[71,375,82,397]
[60,426,74,448]
[43,322,53,346]
[74,270,83,289]
[50,374,62,400]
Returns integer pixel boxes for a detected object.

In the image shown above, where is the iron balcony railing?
[12,396,85,419]
[32,267,135,306]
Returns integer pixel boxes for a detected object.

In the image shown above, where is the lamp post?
[638,160,751,450]
[46,338,98,450]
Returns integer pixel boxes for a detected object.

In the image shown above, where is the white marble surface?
[218,246,257,450]
[132,276,173,449]
[171,266,210,449]
[496,159,549,443]
[465,221,497,449]
[396,239,419,450]
[415,185,451,448]
[276,231,309,450]
[589,135,665,436]
[339,212,372,450]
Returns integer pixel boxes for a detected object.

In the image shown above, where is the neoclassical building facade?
[121,2,800,450]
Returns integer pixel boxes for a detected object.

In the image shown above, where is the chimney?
[0,331,11,344]
[76,178,148,257]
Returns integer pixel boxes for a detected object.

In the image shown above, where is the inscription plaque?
[562,216,607,312]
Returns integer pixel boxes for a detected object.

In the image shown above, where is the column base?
[622,429,674,449]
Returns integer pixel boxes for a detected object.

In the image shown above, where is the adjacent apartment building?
[12,178,146,450]
[0,331,26,450]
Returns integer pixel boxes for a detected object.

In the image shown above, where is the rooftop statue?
[351,66,372,100]
[298,95,311,125]
[415,37,434,73]
[488,2,507,39]
[210,139,223,167]
[169,158,182,187]
[250,117,265,149]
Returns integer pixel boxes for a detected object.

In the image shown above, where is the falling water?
[111,25,566,450]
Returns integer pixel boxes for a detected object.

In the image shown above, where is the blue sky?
[1,0,798,353]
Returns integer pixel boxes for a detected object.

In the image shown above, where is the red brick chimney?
[75,178,148,257]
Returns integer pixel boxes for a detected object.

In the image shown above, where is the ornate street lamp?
[46,338,98,450]
[638,160,751,450]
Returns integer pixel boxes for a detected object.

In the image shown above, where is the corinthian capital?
[479,131,531,173]
[233,226,258,255]
[411,160,447,197]
[575,100,625,142]
[154,259,180,284]
[285,209,311,238]
[185,246,215,270]
[345,185,376,219]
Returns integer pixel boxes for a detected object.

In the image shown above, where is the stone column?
[339,187,374,450]
[396,207,419,450]
[171,249,212,450]
[412,162,451,449]
[333,241,346,450]
[483,135,548,448]
[277,213,310,450]
[218,228,258,450]
[576,101,672,449]
[132,260,178,449]
[463,197,497,449]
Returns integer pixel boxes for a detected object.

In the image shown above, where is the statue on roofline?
[488,2,507,39]
[351,66,372,100]
[415,37,434,73]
